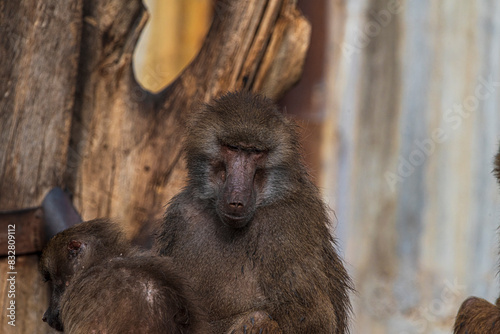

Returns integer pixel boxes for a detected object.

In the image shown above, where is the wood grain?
[0,0,83,332]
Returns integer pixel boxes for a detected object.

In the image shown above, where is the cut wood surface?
[0,0,310,333]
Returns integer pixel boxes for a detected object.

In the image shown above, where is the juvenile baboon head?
[39,219,131,331]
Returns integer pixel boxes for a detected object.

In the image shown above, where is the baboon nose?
[229,201,246,214]
[42,315,47,322]
[229,201,244,208]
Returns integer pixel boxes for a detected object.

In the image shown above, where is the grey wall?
[322,0,500,333]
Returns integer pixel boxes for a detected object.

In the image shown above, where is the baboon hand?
[228,311,281,334]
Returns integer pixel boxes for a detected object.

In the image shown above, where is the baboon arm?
[259,265,339,332]
[270,295,338,333]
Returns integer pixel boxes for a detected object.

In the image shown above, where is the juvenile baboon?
[453,148,500,333]
[156,91,353,333]
[40,218,208,334]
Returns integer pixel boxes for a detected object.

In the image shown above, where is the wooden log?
[0,0,83,331]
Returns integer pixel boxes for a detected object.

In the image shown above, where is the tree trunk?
[0,0,310,332]
[0,1,83,332]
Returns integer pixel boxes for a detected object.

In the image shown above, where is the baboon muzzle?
[217,151,257,228]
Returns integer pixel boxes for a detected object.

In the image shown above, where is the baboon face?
[213,143,267,228]
[184,92,300,228]
[41,274,64,331]
[40,239,87,332]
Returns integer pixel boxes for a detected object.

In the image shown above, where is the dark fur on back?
[156,91,353,333]
[454,297,500,333]
[40,219,209,333]
[61,256,208,334]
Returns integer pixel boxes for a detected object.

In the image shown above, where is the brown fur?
[40,219,209,333]
[155,91,353,333]
[453,147,500,333]
[454,297,500,333]
[494,147,500,185]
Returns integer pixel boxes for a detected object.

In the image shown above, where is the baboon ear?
[67,240,85,258]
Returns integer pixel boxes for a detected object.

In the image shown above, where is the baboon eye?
[254,149,264,155]
[226,144,239,151]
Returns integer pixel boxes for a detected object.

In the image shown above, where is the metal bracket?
[0,188,82,256]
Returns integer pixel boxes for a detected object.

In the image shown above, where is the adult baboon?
[40,219,208,334]
[156,91,353,333]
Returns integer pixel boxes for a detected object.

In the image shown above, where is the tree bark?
[0,1,83,332]
[0,0,310,332]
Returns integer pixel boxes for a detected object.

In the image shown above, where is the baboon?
[155,91,353,333]
[494,148,500,182]
[454,297,500,333]
[40,218,208,334]
[453,148,500,333]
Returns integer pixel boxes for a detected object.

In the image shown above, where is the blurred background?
[135,0,500,333]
